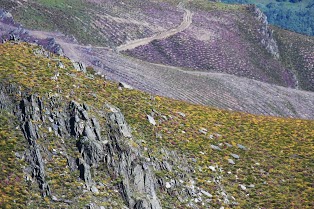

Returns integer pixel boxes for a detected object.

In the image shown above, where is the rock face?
[0,83,165,208]
[248,5,280,59]
[19,95,51,197]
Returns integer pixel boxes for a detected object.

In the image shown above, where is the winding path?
[116,4,192,52]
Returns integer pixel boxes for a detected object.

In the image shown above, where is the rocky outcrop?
[71,102,162,208]
[0,82,164,208]
[72,61,87,73]
[0,78,211,208]
[248,5,280,59]
[20,95,51,197]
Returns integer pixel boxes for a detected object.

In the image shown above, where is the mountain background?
[221,0,314,36]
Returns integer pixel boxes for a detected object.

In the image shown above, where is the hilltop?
[0,42,313,208]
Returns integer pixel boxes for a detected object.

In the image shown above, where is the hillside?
[222,0,314,36]
[0,41,314,208]
[1,0,314,92]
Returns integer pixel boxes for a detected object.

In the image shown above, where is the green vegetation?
[0,111,29,208]
[222,0,314,36]
[0,42,314,208]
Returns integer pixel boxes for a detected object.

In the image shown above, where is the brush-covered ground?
[1,42,313,208]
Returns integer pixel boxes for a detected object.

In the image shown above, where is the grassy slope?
[0,42,313,208]
[0,111,34,208]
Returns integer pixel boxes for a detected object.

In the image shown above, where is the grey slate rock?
[237,144,247,150]
[230,154,240,159]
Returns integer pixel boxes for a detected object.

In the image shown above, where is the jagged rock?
[78,158,93,189]
[67,156,77,172]
[72,61,87,73]
[46,38,64,56]
[248,5,280,59]
[106,105,132,138]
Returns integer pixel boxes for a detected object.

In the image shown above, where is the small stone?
[248,184,255,188]
[210,144,221,151]
[48,127,52,132]
[225,142,232,147]
[208,166,216,172]
[51,195,58,201]
[228,159,235,165]
[237,144,247,150]
[98,182,105,187]
[177,112,186,117]
[147,115,156,126]
[119,82,133,90]
[91,185,99,194]
[165,182,171,189]
[239,184,246,191]
[199,128,208,134]
[230,154,240,159]
[201,190,213,198]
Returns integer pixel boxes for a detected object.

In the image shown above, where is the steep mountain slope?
[0,42,314,208]
[1,1,314,120]
[1,41,314,209]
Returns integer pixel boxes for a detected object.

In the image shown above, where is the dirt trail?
[116,4,192,52]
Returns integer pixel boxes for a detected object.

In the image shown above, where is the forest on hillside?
[222,0,314,36]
